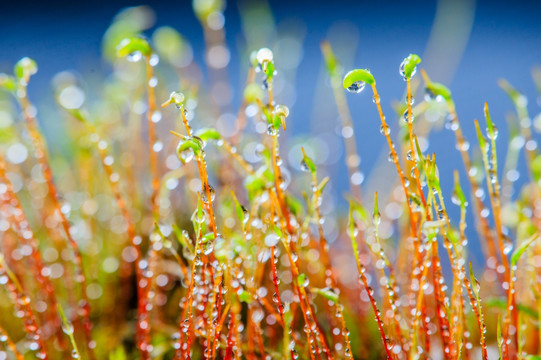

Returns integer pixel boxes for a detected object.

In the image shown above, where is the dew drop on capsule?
[346,81,365,94]
[126,51,143,63]
[192,135,207,149]
[380,124,390,136]
[178,147,194,164]
[451,191,461,206]
[399,59,418,80]
[267,124,278,136]
[300,159,310,172]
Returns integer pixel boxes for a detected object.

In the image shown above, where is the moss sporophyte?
[0,4,540,360]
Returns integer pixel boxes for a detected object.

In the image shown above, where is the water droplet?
[503,235,513,255]
[62,321,74,335]
[346,81,365,94]
[192,135,207,149]
[424,88,444,102]
[403,109,414,124]
[399,59,416,80]
[256,48,274,65]
[241,206,250,224]
[300,160,310,172]
[148,76,158,88]
[203,241,214,256]
[151,111,162,123]
[153,141,163,153]
[487,125,499,140]
[177,146,194,164]
[149,53,160,67]
[200,184,216,204]
[267,124,278,136]
[451,192,461,206]
[126,51,143,63]
[380,124,390,135]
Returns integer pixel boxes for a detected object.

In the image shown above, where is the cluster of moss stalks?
[0,3,540,360]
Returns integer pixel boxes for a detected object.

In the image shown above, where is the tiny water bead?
[200,184,216,203]
[300,159,311,172]
[241,206,250,224]
[346,81,365,94]
[399,54,421,80]
[126,51,143,63]
[192,135,207,149]
[267,124,278,136]
[151,110,162,123]
[402,109,414,123]
[177,146,195,164]
[406,150,413,161]
[486,125,499,140]
[424,88,444,102]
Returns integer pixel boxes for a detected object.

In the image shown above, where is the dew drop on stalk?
[267,124,278,136]
[402,109,414,123]
[241,206,250,224]
[149,53,160,67]
[200,184,215,203]
[503,235,513,255]
[151,110,162,123]
[203,241,214,256]
[406,150,413,161]
[380,124,390,135]
[346,81,365,94]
